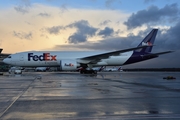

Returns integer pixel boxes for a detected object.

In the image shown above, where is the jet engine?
[59,59,79,71]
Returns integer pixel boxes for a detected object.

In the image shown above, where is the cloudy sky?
[0,0,180,68]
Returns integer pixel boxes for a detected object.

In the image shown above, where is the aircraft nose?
[3,58,9,64]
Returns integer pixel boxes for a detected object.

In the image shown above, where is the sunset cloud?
[0,3,129,53]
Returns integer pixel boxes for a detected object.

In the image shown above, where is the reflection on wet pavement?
[0,72,180,119]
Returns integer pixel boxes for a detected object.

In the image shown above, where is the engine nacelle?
[60,59,78,71]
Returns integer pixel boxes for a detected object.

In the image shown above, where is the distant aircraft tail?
[136,29,158,53]
[117,66,122,71]
[99,66,105,71]
[0,49,2,53]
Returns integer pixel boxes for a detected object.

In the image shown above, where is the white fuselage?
[3,51,133,68]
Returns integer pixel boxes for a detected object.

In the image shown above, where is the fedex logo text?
[28,53,57,61]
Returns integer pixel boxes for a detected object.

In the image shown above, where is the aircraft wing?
[80,45,152,64]
[142,51,174,58]
[0,53,11,57]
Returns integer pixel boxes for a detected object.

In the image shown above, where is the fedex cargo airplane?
[3,29,173,74]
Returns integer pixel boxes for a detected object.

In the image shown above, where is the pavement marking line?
[0,77,36,118]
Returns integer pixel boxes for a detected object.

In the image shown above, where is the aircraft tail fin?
[136,29,158,53]
[99,66,106,71]
[117,66,122,71]
[0,49,2,53]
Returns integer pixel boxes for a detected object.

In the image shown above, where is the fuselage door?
[20,54,24,61]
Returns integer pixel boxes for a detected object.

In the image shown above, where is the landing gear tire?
[80,70,84,74]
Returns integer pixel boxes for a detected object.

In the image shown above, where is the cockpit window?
[7,56,11,58]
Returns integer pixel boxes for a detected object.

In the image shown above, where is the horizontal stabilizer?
[142,51,174,57]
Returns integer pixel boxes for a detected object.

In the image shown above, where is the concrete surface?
[0,72,180,119]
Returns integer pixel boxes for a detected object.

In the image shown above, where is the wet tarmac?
[0,72,180,119]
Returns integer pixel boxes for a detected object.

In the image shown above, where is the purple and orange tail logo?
[142,42,153,46]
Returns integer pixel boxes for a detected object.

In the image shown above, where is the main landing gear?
[80,69,97,74]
